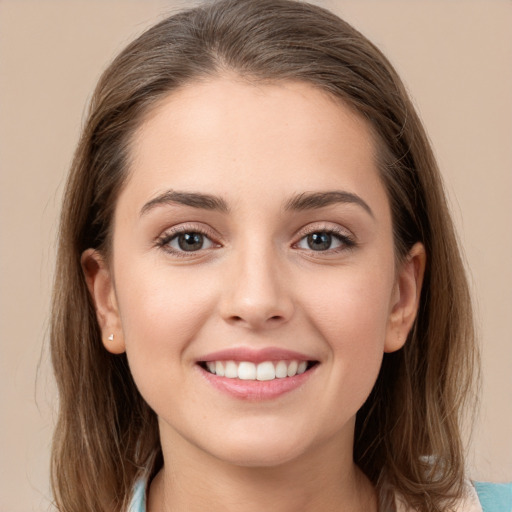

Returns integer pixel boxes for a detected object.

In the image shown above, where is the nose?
[218,244,294,330]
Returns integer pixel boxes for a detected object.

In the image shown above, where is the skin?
[83,77,425,512]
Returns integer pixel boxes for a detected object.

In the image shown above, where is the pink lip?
[197,346,314,364]
[198,363,317,401]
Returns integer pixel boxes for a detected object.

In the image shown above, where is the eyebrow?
[140,188,373,218]
[140,190,230,216]
[284,190,374,218]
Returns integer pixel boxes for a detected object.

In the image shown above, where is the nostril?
[230,314,282,322]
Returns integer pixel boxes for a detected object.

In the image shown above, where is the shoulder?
[473,482,512,512]
[126,477,512,512]
[395,480,512,512]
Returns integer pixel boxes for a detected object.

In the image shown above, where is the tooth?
[287,360,298,377]
[209,359,309,380]
[225,360,238,378]
[238,362,256,380]
[215,361,225,377]
[256,361,276,381]
[297,361,307,374]
[275,360,288,378]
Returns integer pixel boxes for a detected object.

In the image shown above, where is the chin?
[197,420,333,470]
[212,442,307,469]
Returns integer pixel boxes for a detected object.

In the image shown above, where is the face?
[84,77,424,469]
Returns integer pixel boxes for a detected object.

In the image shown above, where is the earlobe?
[81,248,126,354]
[384,242,426,353]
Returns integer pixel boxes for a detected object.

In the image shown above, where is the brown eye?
[163,231,215,253]
[307,232,332,251]
[295,229,354,253]
[177,232,205,251]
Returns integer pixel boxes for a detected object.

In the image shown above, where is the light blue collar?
[127,478,146,512]
[127,477,512,512]
[473,482,512,512]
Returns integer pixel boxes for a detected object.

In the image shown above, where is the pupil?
[178,232,203,251]
[308,232,331,251]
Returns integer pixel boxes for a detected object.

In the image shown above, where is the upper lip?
[197,347,317,364]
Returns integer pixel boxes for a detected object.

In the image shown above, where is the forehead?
[120,77,387,215]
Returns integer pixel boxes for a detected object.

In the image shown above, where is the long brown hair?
[50,1,478,510]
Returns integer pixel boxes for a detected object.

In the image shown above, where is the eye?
[295,230,354,252]
[158,230,216,254]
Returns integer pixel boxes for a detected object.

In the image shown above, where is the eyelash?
[293,225,356,254]
[155,225,219,258]
[155,224,356,257]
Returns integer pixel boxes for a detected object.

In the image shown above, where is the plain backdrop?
[0,1,511,510]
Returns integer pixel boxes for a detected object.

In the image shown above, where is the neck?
[147,430,377,512]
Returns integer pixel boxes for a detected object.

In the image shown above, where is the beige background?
[0,1,510,510]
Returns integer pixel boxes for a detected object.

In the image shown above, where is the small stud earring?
[108,334,114,341]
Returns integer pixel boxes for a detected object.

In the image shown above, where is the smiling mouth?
[198,360,319,381]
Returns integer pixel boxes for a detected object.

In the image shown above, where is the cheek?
[112,261,225,417]
[113,261,219,373]
[299,263,394,386]
[306,265,392,339]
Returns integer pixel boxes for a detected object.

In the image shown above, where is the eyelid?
[294,222,355,241]
[292,222,357,251]
[155,222,222,255]
[154,221,356,256]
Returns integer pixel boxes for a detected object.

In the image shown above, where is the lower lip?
[198,365,317,400]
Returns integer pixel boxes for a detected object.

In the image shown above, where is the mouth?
[198,359,319,381]
[196,347,320,399]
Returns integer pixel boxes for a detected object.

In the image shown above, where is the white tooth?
[238,362,256,380]
[287,360,298,377]
[225,360,238,379]
[297,361,307,374]
[206,361,216,374]
[275,360,288,378]
[215,361,225,377]
[256,361,276,381]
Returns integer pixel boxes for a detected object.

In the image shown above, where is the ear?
[81,248,125,354]
[385,242,426,353]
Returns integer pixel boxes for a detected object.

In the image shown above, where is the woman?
[50,1,505,510]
